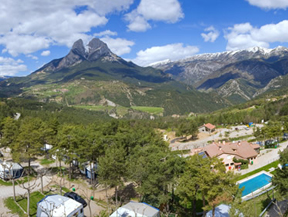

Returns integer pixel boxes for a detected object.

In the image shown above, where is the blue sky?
[1,0,288,76]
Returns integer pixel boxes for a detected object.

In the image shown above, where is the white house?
[37,194,84,217]
[110,202,160,217]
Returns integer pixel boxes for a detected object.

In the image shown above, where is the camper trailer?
[37,194,84,217]
[110,201,160,217]
[0,161,23,180]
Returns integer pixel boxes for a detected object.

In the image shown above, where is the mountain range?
[1,38,288,116]
[0,38,228,116]
[0,76,13,82]
[151,46,288,103]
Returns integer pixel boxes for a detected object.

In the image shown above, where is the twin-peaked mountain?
[39,38,121,71]
[151,46,288,103]
[0,38,228,115]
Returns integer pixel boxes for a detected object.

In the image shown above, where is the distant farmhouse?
[199,123,216,134]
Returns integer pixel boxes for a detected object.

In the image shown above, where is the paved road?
[237,141,288,175]
[170,125,261,150]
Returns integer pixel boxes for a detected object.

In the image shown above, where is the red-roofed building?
[199,123,216,134]
[203,141,259,171]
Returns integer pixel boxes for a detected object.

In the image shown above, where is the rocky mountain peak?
[86,38,111,61]
[71,39,86,57]
[87,38,108,52]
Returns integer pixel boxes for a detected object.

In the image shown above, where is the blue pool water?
[239,173,272,197]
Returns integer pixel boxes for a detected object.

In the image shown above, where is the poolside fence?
[259,198,276,217]
[243,186,276,201]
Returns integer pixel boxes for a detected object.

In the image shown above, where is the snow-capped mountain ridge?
[150,46,288,67]
[150,45,288,104]
[181,46,288,62]
[151,45,288,86]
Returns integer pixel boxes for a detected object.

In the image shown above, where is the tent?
[0,161,23,180]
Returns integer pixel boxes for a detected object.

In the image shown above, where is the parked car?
[64,192,87,208]
[265,139,279,148]
[283,133,288,140]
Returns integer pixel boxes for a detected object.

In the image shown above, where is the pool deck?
[237,171,273,200]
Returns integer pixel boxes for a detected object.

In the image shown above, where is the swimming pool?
[238,172,272,197]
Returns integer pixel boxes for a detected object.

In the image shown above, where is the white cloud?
[0,34,51,56]
[246,0,288,9]
[94,30,118,37]
[201,26,219,42]
[125,10,151,32]
[0,0,134,56]
[27,54,38,60]
[41,50,51,56]
[125,0,184,32]
[132,43,199,66]
[0,57,27,76]
[86,0,134,16]
[100,37,135,55]
[225,20,288,50]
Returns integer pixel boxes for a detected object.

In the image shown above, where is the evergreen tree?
[272,149,288,197]
[98,144,127,209]
[12,117,45,175]
[1,117,19,149]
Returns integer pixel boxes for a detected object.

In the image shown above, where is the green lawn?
[74,105,164,116]
[131,106,164,115]
[74,105,112,111]
[5,191,46,217]
[241,188,278,216]
[40,159,55,165]
[0,175,36,186]
[237,160,279,181]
